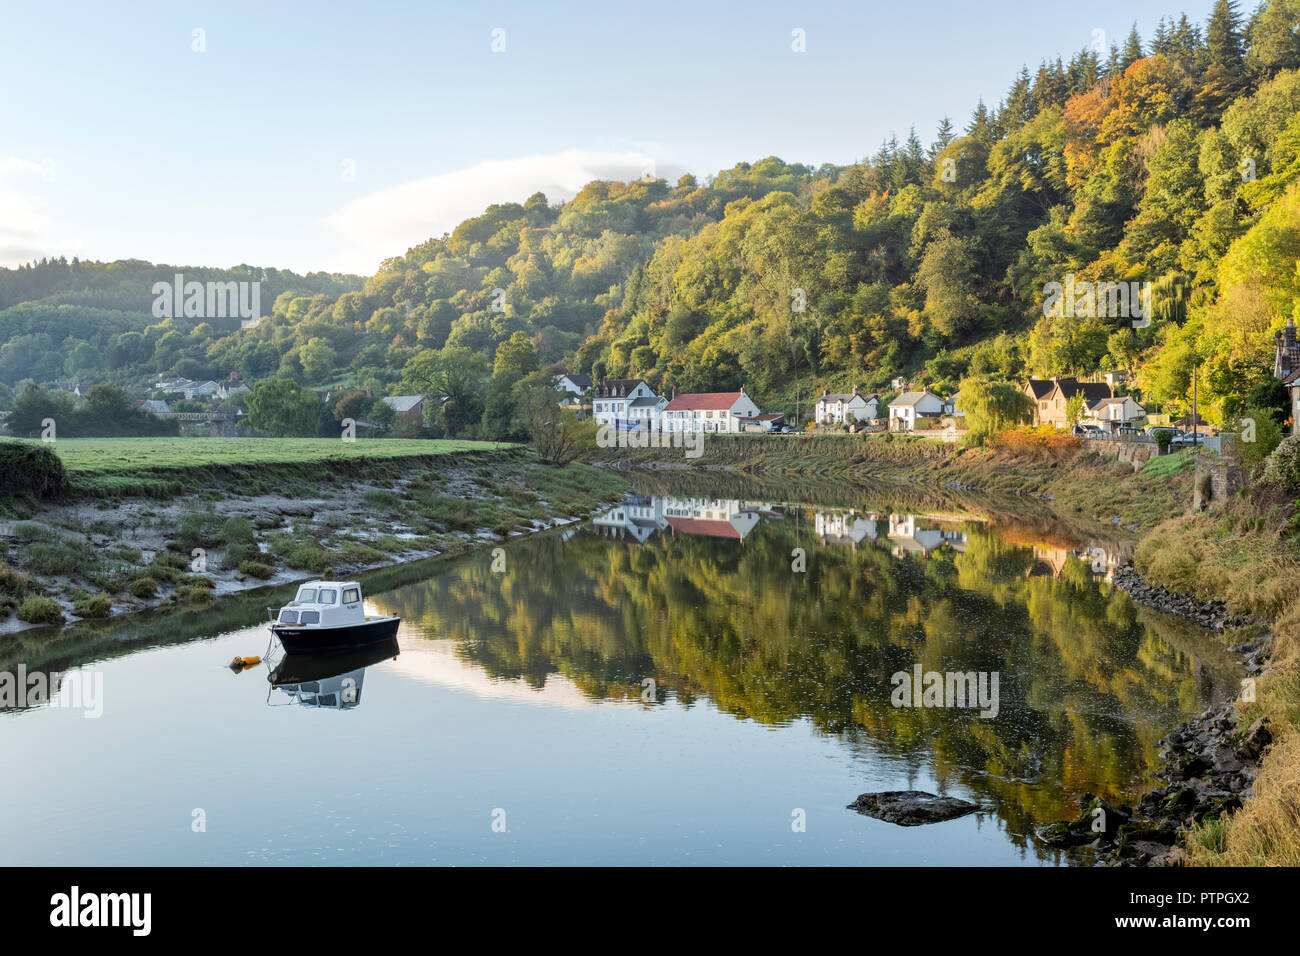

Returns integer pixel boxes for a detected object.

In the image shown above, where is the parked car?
[1171,431,1205,447]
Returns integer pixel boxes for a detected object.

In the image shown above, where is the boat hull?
[271,617,400,654]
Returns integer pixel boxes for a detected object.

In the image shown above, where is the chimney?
[852,385,858,395]
[1286,318,1297,350]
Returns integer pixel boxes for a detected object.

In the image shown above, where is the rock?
[847,790,978,826]
[1234,717,1272,762]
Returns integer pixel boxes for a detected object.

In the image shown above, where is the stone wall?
[1088,438,1159,471]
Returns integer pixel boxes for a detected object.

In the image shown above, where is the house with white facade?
[816,510,879,548]
[662,387,761,433]
[1085,395,1146,433]
[887,389,945,432]
[661,497,771,542]
[814,386,878,425]
[554,372,592,406]
[592,379,664,430]
[592,497,668,543]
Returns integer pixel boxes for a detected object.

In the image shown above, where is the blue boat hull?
[272,617,400,654]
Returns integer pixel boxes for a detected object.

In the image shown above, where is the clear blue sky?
[0,0,1217,275]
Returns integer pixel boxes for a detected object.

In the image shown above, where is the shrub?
[221,517,258,566]
[1261,435,1300,490]
[238,560,276,579]
[0,441,69,499]
[17,595,63,624]
[1239,406,1284,475]
[26,541,86,576]
[0,564,30,611]
[130,577,157,599]
[74,593,113,618]
[994,425,1081,458]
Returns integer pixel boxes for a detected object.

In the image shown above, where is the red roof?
[663,391,744,411]
[666,517,741,539]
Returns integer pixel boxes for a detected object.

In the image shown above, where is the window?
[318,589,337,604]
[296,587,318,603]
[299,610,320,624]
[278,609,299,624]
[342,587,360,604]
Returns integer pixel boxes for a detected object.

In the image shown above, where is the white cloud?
[322,149,682,273]
[0,156,70,267]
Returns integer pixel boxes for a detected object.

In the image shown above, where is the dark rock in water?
[847,790,977,826]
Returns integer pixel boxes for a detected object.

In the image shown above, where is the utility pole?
[1192,368,1198,448]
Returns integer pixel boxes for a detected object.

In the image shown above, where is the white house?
[1085,395,1146,433]
[554,372,592,405]
[592,379,663,430]
[887,390,945,432]
[814,386,878,425]
[660,497,771,541]
[816,510,879,547]
[662,387,761,433]
[184,380,220,400]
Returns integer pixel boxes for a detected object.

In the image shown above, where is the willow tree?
[958,377,1035,445]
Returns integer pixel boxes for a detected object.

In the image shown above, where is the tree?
[514,374,592,464]
[246,378,321,437]
[957,377,1035,445]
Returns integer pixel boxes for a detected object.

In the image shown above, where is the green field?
[27,437,505,474]
[0,436,519,501]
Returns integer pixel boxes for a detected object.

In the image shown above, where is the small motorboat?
[269,580,400,654]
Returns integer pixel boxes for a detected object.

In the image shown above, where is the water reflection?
[368,493,1239,858]
[267,638,400,710]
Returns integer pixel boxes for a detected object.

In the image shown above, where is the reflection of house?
[815,387,877,425]
[662,497,768,541]
[815,511,879,547]
[888,390,945,432]
[592,497,668,543]
[886,514,966,557]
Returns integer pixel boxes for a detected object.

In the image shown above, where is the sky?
[0,0,1218,276]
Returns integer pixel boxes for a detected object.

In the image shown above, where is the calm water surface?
[0,488,1240,865]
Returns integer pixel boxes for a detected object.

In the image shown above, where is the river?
[0,479,1240,865]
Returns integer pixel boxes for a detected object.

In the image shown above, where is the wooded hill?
[2,0,1299,436]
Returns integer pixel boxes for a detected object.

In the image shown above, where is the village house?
[216,373,251,400]
[183,380,220,401]
[553,372,592,405]
[662,387,761,433]
[592,379,664,430]
[1023,377,1113,428]
[1085,395,1146,434]
[1274,318,1300,433]
[814,386,878,425]
[887,389,945,432]
[942,390,963,416]
[381,394,427,429]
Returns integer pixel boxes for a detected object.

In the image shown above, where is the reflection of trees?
[376,500,1240,860]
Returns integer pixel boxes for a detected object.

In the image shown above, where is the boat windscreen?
[297,588,318,603]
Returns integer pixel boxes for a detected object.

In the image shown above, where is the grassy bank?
[1135,488,1300,866]
[0,441,625,630]
[588,432,1199,532]
[0,436,505,499]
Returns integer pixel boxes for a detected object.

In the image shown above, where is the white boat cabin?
[276,581,366,627]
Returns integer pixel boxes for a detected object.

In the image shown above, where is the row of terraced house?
[557,375,786,433]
